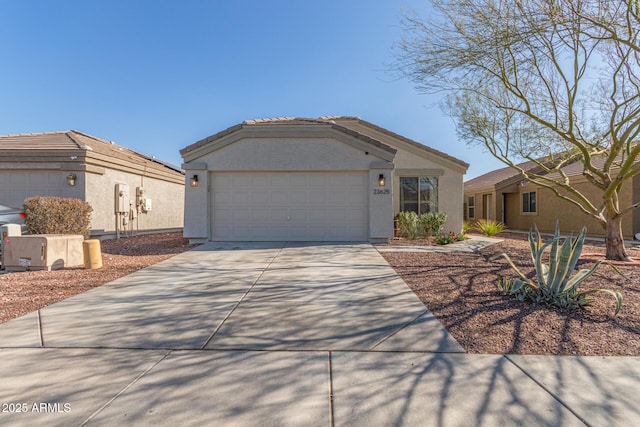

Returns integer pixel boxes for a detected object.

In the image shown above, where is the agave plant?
[474,219,507,237]
[498,223,623,315]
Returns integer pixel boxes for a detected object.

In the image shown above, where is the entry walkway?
[0,242,638,426]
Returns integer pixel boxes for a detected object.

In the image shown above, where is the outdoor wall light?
[66,173,76,186]
[378,173,386,187]
[190,174,199,187]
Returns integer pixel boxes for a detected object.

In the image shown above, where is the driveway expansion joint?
[503,354,590,426]
[79,350,173,427]
[36,309,44,348]
[199,242,287,350]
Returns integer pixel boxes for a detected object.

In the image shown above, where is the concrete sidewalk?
[0,242,638,426]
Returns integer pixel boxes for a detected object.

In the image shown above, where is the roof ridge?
[0,130,68,138]
[64,131,87,149]
[336,117,470,169]
[69,129,114,144]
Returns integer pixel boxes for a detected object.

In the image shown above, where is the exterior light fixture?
[378,174,386,187]
[190,174,199,187]
[66,173,76,186]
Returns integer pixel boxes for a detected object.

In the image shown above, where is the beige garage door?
[0,170,62,207]
[211,172,368,241]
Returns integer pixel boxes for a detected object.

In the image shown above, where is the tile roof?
[0,130,183,174]
[181,116,398,157]
[464,152,632,192]
[464,161,533,192]
[0,131,82,150]
[181,116,469,170]
[326,116,469,169]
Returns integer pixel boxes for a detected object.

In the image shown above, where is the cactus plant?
[498,223,622,315]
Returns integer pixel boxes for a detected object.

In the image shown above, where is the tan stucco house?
[464,160,640,239]
[0,131,185,238]
[180,116,469,243]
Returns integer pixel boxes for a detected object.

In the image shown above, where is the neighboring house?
[180,116,469,243]
[0,131,185,239]
[464,159,640,239]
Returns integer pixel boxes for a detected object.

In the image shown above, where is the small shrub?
[24,197,93,239]
[396,212,448,240]
[418,212,447,237]
[462,221,473,233]
[435,230,467,245]
[396,211,419,239]
[497,223,623,315]
[435,233,454,245]
[474,219,507,236]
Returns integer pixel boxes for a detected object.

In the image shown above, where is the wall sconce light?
[378,173,386,187]
[190,174,199,187]
[66,173,76,186]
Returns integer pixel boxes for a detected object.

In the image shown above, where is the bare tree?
[395,0,640,260]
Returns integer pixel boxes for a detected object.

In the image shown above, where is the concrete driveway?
[0,242,638,426]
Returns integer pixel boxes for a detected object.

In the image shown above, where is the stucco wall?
[182,125,467,242]
[393,150,465,234]
[85,168,184,236]
[183,164,208,240]
[504,181,636,239]
[199,137,377,171]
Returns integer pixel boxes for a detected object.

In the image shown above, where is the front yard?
[382,232,640,356]
[1,231,638,355]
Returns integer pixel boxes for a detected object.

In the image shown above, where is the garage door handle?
[287,216,291,221]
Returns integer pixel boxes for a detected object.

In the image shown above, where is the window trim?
[467,196,475,219]
[399,176,439,214]
[521,191,537,215]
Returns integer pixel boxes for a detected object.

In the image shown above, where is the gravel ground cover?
[0,232,196,323]
[1,231,638,355]
[382,232,640,356]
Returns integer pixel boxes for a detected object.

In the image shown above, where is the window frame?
[521,191,537,214]
[399,176,439,214]
[467,196,475,219]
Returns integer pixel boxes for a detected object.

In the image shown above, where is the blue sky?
[0,0,503,179]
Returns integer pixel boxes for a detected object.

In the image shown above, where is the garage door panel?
[271,191,289,204]
[309,175,327,186]
[251,210,269,221]
[289,191,308,203]
[213,191,233,203]
[211,172,368,241]
[269,209,288,221]
[0,171,63,207]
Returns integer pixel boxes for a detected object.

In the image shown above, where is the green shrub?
[497,223,622,315]
[462,220,473,233]
[396,211,419,239]
[435,233,455,245]
[24,197,93,239]
[474,219,507,236]
[435,230,467,245]
[396,212,448,240]
[418,212,447,237]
